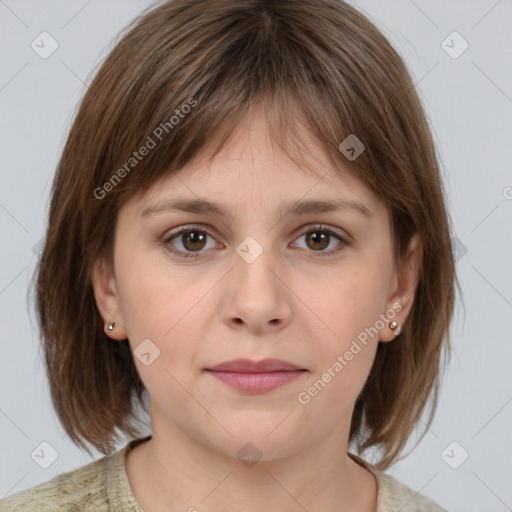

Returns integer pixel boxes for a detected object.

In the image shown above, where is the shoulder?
[348,453,448,512]
[375,470,448,512]
[0,454,111,511]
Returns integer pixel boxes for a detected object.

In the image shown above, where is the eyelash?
[162,223,351,260]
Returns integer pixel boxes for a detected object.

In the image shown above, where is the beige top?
[0,436,448,511]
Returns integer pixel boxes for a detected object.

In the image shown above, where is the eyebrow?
[140,198,373,221]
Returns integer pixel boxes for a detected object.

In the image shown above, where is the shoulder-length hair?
[34,0,460,470]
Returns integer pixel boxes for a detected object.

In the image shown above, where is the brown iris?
[181,230,207,251]
[305,230,330,251]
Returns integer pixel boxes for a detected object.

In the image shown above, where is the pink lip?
[208,358,303,373]
[206,358,307,393]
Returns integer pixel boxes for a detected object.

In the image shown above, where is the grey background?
[1,1,511,510]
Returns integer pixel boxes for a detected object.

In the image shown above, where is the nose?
[220,239,292,335]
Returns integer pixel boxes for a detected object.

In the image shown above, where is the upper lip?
[207,358,305,373]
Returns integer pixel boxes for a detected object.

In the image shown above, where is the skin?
[92,106,421,512]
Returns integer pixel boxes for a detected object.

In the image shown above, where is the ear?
[379,232,422,342]
[90,256,128,340]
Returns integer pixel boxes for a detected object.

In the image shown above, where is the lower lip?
[206,370,306,393]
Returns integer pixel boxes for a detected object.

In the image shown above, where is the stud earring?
[107,322,117,331]
[389,320,401,336]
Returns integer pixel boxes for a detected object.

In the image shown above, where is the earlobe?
[379,233,422,343]
[379,317,402,343]
[388,320,401,336]
[90,257,128,340]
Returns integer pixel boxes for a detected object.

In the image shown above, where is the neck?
[125,416,377,512]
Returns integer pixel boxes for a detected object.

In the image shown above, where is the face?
[92,108,420,462]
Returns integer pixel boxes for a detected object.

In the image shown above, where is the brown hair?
[33,0,460,470]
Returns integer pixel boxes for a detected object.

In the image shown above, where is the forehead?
[130,107,384,218]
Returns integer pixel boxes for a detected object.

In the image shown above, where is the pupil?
[308,231,328,250]
[184,231,206,251]
[181,230,330,252]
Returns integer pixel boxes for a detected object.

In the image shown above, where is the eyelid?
[290,223,350,256]
[162,222,351,258]
[162,223,222,259]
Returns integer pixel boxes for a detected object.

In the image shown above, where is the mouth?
[205,358,308,393]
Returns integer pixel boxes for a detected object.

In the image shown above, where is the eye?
[163,223,350,260]
[163,225,220,259]
[292,224,349,256]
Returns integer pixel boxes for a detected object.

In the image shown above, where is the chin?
[205,426,308,464]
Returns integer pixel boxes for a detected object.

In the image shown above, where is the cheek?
[114,251,215,376]
[302,265,388,396]
[114,249,195,339]
[317,268,389,344]
[299,296,379,419]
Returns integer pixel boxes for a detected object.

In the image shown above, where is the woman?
[1,0,457,510]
